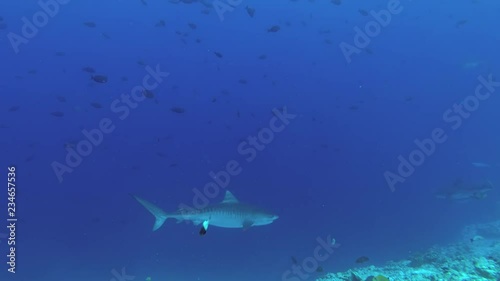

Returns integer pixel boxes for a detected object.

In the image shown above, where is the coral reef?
[318,220,500,281]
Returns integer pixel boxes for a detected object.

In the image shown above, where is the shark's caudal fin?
[132,195,170,231]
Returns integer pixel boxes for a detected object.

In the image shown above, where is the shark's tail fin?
[132,195,170,231]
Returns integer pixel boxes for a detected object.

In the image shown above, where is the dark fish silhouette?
[91,75,108,83]
[51,111,64,117]
[155,20,166,27]
[268,25,280,32]
[56,96,66,102]
[143,90,155,99]
[170,106,185,113]
[82,66,96,73]
[8,106,20,112]
[355,256,369,264]
[90,102,103,109]
[246,6,255,17]
[83,21,96,28]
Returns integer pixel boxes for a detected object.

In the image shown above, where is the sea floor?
[318,220,500,281]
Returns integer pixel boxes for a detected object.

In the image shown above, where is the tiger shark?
[133,191,278,235]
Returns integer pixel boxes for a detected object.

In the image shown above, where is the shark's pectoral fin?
[242,220,254,231]
[199,220,210,236]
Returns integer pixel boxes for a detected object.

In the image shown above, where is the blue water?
[1,0,499,281]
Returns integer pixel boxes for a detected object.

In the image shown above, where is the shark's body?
[133,191,278,235]
[434,180,494,202]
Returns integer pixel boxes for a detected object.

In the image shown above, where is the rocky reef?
[318,220,500,281]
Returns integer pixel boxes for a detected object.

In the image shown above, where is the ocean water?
[0,0,499,281]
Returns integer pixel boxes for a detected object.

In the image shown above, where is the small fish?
[188,23,197,29]
[90,102,103,109]
[455,19,468,28]
[8,106,20,112]
[470,235,484,243]
[82,66,96,73]
[156,152,167,158]
[246,6,255,18]
[25,154,35,162]
[358,9,369,16]
[83,21,96,28]
[355,256,369,264]
[267,25,280,32]
[91,75,108,83]
[155,20,166,27]
[213,51,223,58]
[143,90,155,99]
[170,106,185,114]
[319,28,331,34]
[51,111,64,117]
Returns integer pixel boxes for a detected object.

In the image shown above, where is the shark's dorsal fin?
[222,191,239,203]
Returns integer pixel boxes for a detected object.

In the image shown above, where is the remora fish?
[133,191,278,235]
[434,180,494,201]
